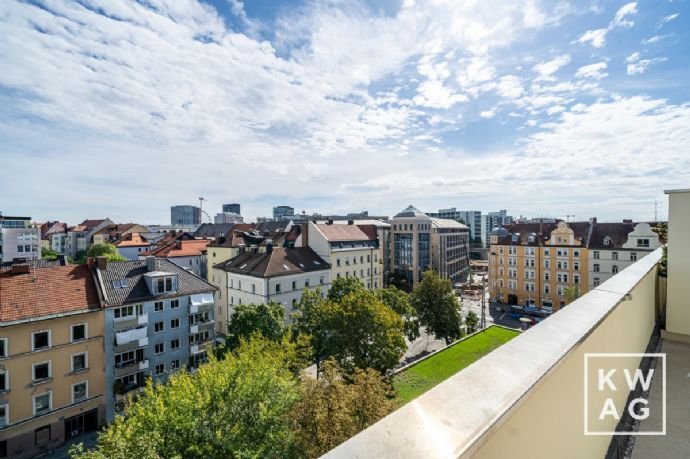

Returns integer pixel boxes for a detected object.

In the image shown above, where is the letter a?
[599,398,620,420]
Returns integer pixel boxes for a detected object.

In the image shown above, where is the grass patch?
[393,326,520,404]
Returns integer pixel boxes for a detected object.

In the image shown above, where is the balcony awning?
[115,326,147,345]
[190,293,214,306]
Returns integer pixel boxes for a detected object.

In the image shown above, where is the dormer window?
[603,236,611,246]
[156,277,174,293]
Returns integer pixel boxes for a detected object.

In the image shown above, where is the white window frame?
[31,330,51,352]
[72,380,88,403]
[0,368,8,392]
[71,352,88,373]
[0,403,8,428]
[33,391,52,416]
[0,337,7,358]
[32,360,52,383]
[71,323,88,342]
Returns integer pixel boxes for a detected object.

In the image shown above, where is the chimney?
[146,256,156,272]
[266,239,273,255]
[96,256,108,270]
[589,217,597,225]
[57,254,67,266]
[347,219,354,225]
[623,219,633,224]
[327,219,333,225]
[11,263,30,275]
[87,257,95,269]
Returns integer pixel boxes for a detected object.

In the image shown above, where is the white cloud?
[532,54,571,81]
[496,75,525,99]
[575,62,608,80]
[480,109,496,118]
[655,13,679,30]
[642,34,671,45]
[625,52,666,75]
[576,2,638,48]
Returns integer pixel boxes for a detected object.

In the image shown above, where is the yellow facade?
[489,223,590,311]
[0,311,105,459]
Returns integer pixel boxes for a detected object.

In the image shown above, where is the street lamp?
[480,273,487,329]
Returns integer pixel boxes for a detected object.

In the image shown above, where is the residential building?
[389,205,470,289]
[91,223,150,245]
[141,239,211,278]
[39,222,67,250]
[193,223,236,241]
[222,204,241,215]
[307,221,383,289]
[484,210,514,247]
[0,262,105,459]
[0,214,41,262]
[273,205,295,221]
[93,257,217,421]
[112,232,151,260]
[170,205,201,226]
[51,218,113,259]
[488,220,590,310]
[587,219,662,289]
[215,244,330,331]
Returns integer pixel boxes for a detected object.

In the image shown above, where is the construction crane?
[198,197,212,223]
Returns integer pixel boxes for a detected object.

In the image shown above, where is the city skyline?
[1,0,688,223]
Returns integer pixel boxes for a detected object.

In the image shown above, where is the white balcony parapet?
[325,248,663,459]
[115,326,148,345]
[138,313,149,325]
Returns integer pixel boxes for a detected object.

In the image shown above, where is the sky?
[1,0,689,224]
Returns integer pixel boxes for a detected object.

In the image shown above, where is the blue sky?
[1,0,689,224]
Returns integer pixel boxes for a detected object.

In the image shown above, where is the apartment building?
[112,232,151,260]
[215,245,330,330]
[142,239,211,279]
[0,262,105,459]
[93,257,217,421]
[587,220,661,289]
[91,223,150,246]
[0,214,41,263]
[50,219,113,259]
[389,206,470,289]
[307,221,383,289]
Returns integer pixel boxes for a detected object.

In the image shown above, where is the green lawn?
[394,326,520,404]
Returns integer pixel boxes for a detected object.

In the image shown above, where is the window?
[0,338,6,358]
[252,284,256,294]
[336,259,341,267]
[593,264,600,273]
[630,252,637,261]
[33,392,51,415]
[155,343,165,354]
[170,318,180,329]
[637,239,650,248]
[573,250,580,258]
[155,364,165,375]
[275,284,281,294]
[32,331,50,351]
[593,251,600,259]
[544,285,550,294]
[544,248,550,256]
[320,276,324,285]
[72,381,87,403]
[292,281,296,290]
[71,323,87,342]
[156,276,174,293]
[171,299,180,309]
[574,274,580,284]
[544,272,550,281]
[544,260,550,269]
[155,321,164,333]
[154,301,164,312]
[171,338,180,350]
[305,279,310,288]
[0,404,7,428]
[574,261,580,271]
[33,362,50,382]
[593,277,600,287]
[35,425,51,445]
[367,254,371,262]
[72,353,87,372]
[612,265,619,274]
[114,304,143,319]
[171,359,180,370]
[0,370,7,392]
[612,252,619,261]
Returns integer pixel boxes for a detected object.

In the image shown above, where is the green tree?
[85,243,127,262]
[327,276,364,303]
[376,286,420,342]
[41,247,59,260]
[465,310,479,333]
[290,360,396,458]
[296,289,406,373]
[564,286,581,305]
[70,337,300,459]
[411,270,462,345]
[226,301,287,349]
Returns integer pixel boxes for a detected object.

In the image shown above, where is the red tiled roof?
[114,232,150,247]
[80,219,107,230]
[0,265,100,323]
[142,239,210,258]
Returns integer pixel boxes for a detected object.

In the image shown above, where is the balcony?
[189,320,214,335]
[114,359,149,378]
[114,336,148,354]
[190,293,214,314]
[113,313,149,332]
[325,248,684,458]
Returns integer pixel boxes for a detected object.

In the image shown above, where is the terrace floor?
[632,338,690,458]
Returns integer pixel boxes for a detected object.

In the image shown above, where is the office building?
[170,205,201,226]
[0,214,41,262]
[222,204,241,215]
[273,205,295,221]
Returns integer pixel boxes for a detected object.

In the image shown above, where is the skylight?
[283,264,290,271]
[112,280,121,289]
[239,263,247,269]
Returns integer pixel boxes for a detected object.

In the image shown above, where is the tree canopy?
[375,286,420,342]
[465,310,479,334]
[326,276,364,303]
[85,243,127,262]
[41,247,59,260]
[411,270,463,344]
[226,301,287,349]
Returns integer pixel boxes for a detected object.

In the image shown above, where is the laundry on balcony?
[115,326,147,345]
[190,293,214,305]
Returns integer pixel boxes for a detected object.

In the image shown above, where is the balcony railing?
[114,336,148,354]
[325,248,663,459]
[190,320,214,334]
[113,313,149,332]
[113,359,149,378]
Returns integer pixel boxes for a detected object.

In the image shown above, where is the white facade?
[0,227,41,262]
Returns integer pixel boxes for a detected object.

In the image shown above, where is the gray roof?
[96,258,216,307]
[217,247,329,278]
[193,223,235,239]
[394,205,429,218]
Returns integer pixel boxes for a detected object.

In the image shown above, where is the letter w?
[624,368,654,391]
